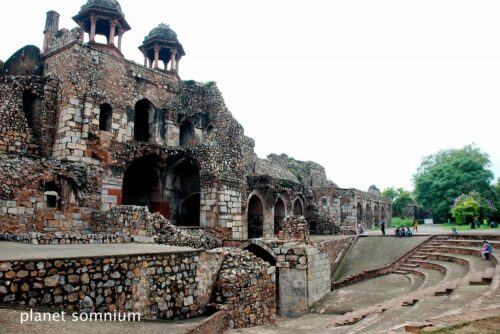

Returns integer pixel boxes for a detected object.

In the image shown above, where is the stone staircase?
[324,234,499,333]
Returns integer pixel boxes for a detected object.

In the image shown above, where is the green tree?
[413,144,494,224]
[382,187,398,201]
[450,194,480,226]
[382,187,414,217]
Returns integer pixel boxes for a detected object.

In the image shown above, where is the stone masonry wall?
[281,216,310,242]
[214,248,276,328]
[0,250,206,320]
[241,239,331,317]
[0,76,58,156]
[0,154,102,234]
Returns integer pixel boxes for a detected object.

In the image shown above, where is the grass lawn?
[422,316,500,333]
[440,223,493,231]
[388,217,414,228]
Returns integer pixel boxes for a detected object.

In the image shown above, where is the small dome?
[368,185,381,195]
[81,0,123,15]
[144,24,178,42]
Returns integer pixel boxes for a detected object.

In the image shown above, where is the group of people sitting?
[395,226,413,237]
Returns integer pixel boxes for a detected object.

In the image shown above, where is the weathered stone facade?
[0,0,392,329]
[313,186,392,233]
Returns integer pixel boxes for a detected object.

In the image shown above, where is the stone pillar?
[170,48,177,71]
[79,23,85,41]
[176,57,180,73]
[89,13,97,43]
[108,19,117,45]
[117,28,123,50]
[153,44,160,69]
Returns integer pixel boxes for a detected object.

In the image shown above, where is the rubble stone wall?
[94,205,222,249]
[214,248,276,328]
[0,250,207,320]
[0,76,58,156]
[0,154,102,234]
[281,216,310,242]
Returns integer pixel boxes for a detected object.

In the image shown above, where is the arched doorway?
[164,159,200,226]
[134,99,155,142]
[122,154,163,210]
[23,91,41,138]
[381,206,386,220]
[373,204,380,227]
[179,121,194,146]
[293,198,303,216]
[274,198,285,235]
[242,242,279,309]
[248,195,264,238]
[122,155,200,225]
[365,203,372,229]
[356,202,363,224]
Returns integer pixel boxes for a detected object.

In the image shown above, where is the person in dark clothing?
[380,218,386,235]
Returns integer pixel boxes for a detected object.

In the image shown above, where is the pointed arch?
[293,197,304,216]
[274,197,286,235]
[248,194,264,238]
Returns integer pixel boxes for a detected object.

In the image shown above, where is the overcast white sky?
[1,0,499,191]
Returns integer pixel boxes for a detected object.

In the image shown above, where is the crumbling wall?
[281,216,310,242]
[214,248,276,328]
[313,187,392,233]
[93,205,222,249]
[0,154,102,234]
[0,76,58,156]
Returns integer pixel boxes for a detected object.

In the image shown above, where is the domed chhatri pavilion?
[139,23,185,72]
[72,0,131,51]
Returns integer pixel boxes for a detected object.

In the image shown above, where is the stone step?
[410,254,428,260]
[469,273,490,286]
[404,322,433,332]
[434,285,454,296]
[402,298,419,306]
[401,263,419,268]
[482,267,494,283]
[394,270,409,275]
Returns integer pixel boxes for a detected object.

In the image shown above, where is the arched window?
[293,199,303,216]
[134,99,155,142]
[99,103,112,132]
[356,202,363,223]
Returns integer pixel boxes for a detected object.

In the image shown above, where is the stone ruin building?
[0,0,392,330]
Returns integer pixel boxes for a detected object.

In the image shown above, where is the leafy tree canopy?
[413,144,494,223]
[450,194,480,225]
[382,187,414,217]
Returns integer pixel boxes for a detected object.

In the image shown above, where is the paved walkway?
[0,242,198,261]
[365,224,500,236]
[0,308,203,334]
